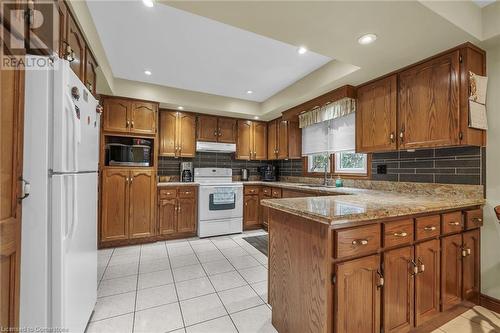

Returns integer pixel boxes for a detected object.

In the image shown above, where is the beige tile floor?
[89,229,500,333]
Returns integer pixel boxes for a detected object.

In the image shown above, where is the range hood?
[196,141,236,153]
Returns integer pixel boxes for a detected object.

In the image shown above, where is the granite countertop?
[260,186,485,228]
[158,182,199,187]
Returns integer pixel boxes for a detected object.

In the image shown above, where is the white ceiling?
[472,0,496,7]
[86,1,331,102]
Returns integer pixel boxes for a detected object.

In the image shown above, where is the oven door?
[198,185,243,221]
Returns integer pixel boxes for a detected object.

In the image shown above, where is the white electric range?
[194,168,243,238]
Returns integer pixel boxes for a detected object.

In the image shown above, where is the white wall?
[482,42,500,299]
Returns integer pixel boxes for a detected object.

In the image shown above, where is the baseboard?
[480,293,500,313]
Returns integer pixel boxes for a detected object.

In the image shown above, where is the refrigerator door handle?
[64,91,80,171]
[65,175,79,243]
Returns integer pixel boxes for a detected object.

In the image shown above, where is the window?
[307,153,330,173]
[334,151,367,174]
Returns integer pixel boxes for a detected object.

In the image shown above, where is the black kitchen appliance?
[105,138,152,167]
[258,165,278,182]
[180,162,193,182]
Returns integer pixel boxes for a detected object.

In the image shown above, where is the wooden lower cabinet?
[335,255,382,333]
[441,233,463,310]
[157,187,197,238]
[383,247,414,333]
[415,239,440,326]
[244,194,260,230]
[100,168,156,245]
[462,229,480,302]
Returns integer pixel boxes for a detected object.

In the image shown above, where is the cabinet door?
[159,111,177,157]
[128,170,155,239]
[253,122,267,160]
[335,255,381,333]
[66,12,85,80]
[178,112,196,157]
[237,120,253,160]
[0,41,25,328]
[130,101,157,135]
[177,198,197,233]
[244,195,260,229]
[462,229,480,302]
[197,115,218,142]
[415,239,440,326]
[277,119,289,159]
[441,234,463,310]
[101,169,129,242]
[383,247,414,333]
[356,75,397,152]
[158,198,177,235]
[267,120,278,160]
[84,47,97,95]
[103,98,131,133]
[399,51,460,149]
[217,118,237,143]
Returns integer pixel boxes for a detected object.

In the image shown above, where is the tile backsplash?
[371,146,485,185]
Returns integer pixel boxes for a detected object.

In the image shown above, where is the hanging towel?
[213,187,235,205]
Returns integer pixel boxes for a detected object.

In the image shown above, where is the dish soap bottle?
[335,176,343,188]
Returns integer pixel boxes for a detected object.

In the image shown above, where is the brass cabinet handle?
[399,130,404,142]
[424,226,437,231]
[417,258,425,273]
[410,259,419,275]
[390,132,395,143]
[393,231,408,237]
[126,120,130,128]
[218,129,222,136]
[376,270,384,288]
[131,120,134,128]
[462,247,468,257]
[214,130,218,136]
[166,192,171,195]
[352,239,368,246]
[449,221,461,226]
[467,248,471,255]
[130,176,133,184]
[473,217,483,223]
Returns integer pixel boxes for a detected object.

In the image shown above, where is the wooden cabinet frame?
[159,110,196,158]
[197,115,237,143]
[236,120,267,160]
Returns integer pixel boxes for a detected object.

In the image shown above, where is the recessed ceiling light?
[297,46,308,55]
[144,70,152,75]
[177,106,184,110]
[142,0,154,7]
[254,116,259,120]
[246,90,253,94]
[358,33,377,45]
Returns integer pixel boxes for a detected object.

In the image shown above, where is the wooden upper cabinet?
[415,239,440,326]
[197,115,218,142]
[253,122,267,160]
[159,110,195,158]
[197,116,237,143]
[277,119,288,159]
[462,229,480,302]
[383,246,414,333]
[66,13,85,81]
[236,120,253,160]
[267,119,278,160]
[101,169,129,242]
[130,101,157,135]
[159,111,177,157]
[356,75,398,153]
[441,234,463,310]
[102,97,158,135]
[399,51,460,149]
[84,47,97,96]
[103,98,130,133]
[178,112,196,157]
[335,255,381,333]
[217,118,237,143]
[128,170,155,239]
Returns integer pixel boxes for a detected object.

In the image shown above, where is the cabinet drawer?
[464,209,483,230]
[442,211,463,234]
[416,215,440,240]
[159,188,177,199]
[262,187,272,196]
[178,187,196,198]
[383,219,414,248]
[272,188,282,198]
[334,224,381,259]
[244,186,260,195]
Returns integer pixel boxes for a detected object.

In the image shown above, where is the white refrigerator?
[20,56,100,333]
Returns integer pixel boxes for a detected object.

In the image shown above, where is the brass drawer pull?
[352,239,369,246]
[448,221,460,226]
[472,217,483,223]
[393,231,408,237]
[417,258,425,273]
[424,226,437,231]
[166,192,171,195]
[377,270,384,288]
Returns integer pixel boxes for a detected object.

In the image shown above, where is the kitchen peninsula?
[261,182,484,333]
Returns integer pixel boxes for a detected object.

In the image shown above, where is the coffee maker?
[258,165,278,181]
[180,162,193,182]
